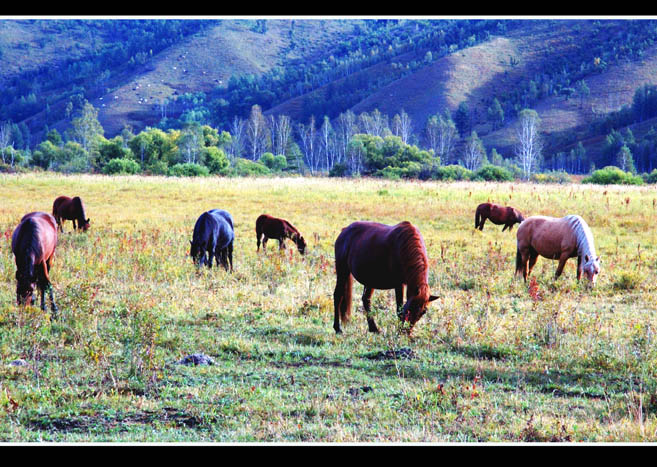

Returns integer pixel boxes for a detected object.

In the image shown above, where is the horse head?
[82,218,90,231]
[401,292,439,331]
[582,254,601,286]
[189,240,205,267]
[15,269,36,306]
[513,208,525,224]
[295,234,307,255]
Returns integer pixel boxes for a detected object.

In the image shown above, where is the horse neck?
[567,216,596,259]
[397,228,429,298]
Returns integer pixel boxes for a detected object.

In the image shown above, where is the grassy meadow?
[1,173,657,442]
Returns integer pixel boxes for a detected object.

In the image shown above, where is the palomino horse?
[52,196,90,232]
[333,221,438,334]
[190,209,234,272]
[475,202,525,232]
[256,214,306,255]
[515,215,601,285]
[11,212,59,316]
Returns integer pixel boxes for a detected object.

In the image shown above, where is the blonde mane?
[564,215,596,259]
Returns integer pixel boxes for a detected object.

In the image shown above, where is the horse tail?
[338,273,353,324]
[515,247,523,276]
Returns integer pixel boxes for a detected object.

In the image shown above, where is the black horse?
[190,210,234,272]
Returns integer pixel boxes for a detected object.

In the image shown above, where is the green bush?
[472,164,514,181]
[581,166,643,185]
[232,158,271,176]
[103,158,141,175]
[260,152,287,172]
[643,169,657,184]
[202,146,230,175]
[168,162,209,177]
[531,170,573,184]
[431,164,472,181]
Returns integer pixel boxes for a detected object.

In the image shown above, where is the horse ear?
[86,218,90,223]
[428,295,439,302]
[597,255,601,263]
[585,254,590,262]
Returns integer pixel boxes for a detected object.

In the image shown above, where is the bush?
[581,166,643,185]
[329,163,349,177]
[203,147,230,175]
[232,158,271,176]
[260,152,288,172]
[531,170,573,184]
[472,164,514,181]
[103,158,141,175]
[431,164,472,181]
[643,169,657,184]
[168,162,209,177]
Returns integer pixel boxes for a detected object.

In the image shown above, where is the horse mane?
[565,215,596,258]
[15,219,42,273]
[395,222,429,293]
[73,197,87,220]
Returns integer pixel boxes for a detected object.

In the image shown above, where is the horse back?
[13,212,58,261]
[518,216,576,257]
[195,211,234,249]
[52,196,72,215]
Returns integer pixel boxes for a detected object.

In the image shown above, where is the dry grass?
[1,173,657,442]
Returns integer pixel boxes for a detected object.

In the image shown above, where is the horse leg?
[228,242,234,272]
[395,285,405,320]
[279,238,285,251]
[577,255,582,281]
[262,237,268,253]
[256,231,261,252]
[554,253,570,280]
[478,216,486,231]
[527,250,539,276]
[362,287,380,333]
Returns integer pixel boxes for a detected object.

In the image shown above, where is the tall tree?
[70,101,104,153]
[246,104,269,161]
[298,116,318,174]
[392,109,413,144]
[462,131,486,171]
[514,108,543,180]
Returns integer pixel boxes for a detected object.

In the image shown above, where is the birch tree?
[228,116,246,161]
[0,121,11,165]
[514,108,543,180]
[246,104,269,160]
[335,110,357,164]
[462,131,486,171]
[298,116,319,174]
[392,109,412,144]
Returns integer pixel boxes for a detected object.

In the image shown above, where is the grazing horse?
[475,202,525,232]
[52,196,90,232]
[190,210,234,272]
[515,215,601,286]
[256,214,306,255]
[11,212,59,316]
[333,221,438,334]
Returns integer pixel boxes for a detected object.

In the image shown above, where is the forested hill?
[5,17,657,177]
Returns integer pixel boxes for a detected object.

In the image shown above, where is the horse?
[255,214,306,255]
[52,196,90,232]
[475,202,525,232]
[11,212,59,316]
[190,209,234,272]
[515,215,601,286]
[333,221,438,334]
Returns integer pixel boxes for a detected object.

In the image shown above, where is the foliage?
[581,166,644,185]
[168,162,210,177]
[231,158,271,176]
[102,158,141,175]
[531,170,574,184]
[430,164,473,181]
[471,164,513,182]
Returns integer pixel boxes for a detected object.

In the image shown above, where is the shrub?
[643,169,657,184]
[232,158,271,176]
[103,158,141,175]
[260,152,287,172]
[531,170,573,184]
[431,164,472,181]
[168,162,209,177]
[472,164,514,181]
[581,166,643,185]
[202,147,230,175]
[329,163,349,177]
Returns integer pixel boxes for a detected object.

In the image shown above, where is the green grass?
[1,173,657,442]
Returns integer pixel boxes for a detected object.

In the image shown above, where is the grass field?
[1,173,657,443]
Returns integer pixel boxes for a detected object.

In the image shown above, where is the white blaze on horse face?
[583,255,601,285]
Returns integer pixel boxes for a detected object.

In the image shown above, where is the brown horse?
[52,196,90,232]
[256,214,306,255]
[333,221,438,334]
[11,212,59,315]
[475,202,525,232]
[515,215,601,286]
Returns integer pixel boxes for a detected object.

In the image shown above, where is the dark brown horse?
[475,202,525,232]
[333,221,438,334]
[256,214,306,255]
[11,212,59,315]
[52,196,90,232]
[515,215,601,286]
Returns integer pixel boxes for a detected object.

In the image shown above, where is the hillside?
[4,18,657,170]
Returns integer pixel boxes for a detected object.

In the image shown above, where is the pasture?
[1,173,657,442]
